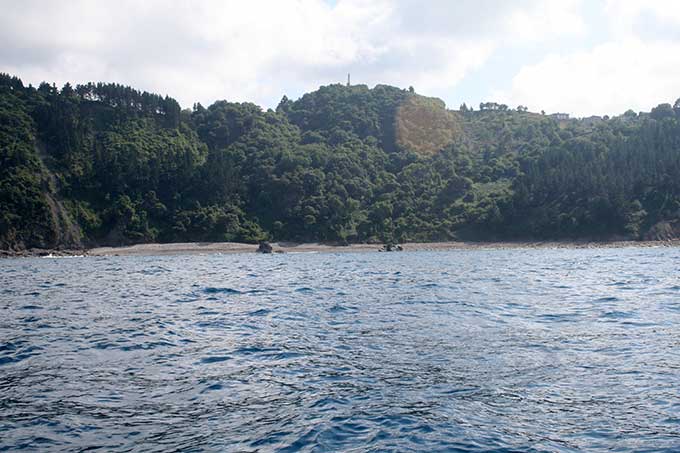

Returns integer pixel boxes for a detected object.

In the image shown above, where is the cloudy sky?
[2,0,680,116]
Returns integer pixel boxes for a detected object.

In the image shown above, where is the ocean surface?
[1,247,679,452]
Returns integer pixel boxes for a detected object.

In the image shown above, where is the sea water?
[1,247,679,451]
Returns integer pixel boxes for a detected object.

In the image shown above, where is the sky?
[2,0,680,117]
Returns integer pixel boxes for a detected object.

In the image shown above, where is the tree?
[650,103,675,121]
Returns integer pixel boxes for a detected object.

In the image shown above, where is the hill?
[1,73,679,251]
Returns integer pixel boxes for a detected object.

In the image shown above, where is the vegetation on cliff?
[1,73,679,250]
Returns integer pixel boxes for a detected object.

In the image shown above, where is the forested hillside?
[1,73,679,250]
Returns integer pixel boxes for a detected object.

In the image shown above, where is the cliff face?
[0,146,83,251]
[41,174,83,250]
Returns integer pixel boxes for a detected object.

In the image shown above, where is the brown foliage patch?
[395,95,461,156]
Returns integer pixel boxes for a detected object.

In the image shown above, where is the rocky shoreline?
[2,239,679,258]
[0,248,90,259]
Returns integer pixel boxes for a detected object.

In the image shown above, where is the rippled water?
[1,247,680,452]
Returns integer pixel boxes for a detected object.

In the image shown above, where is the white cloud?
[507,0,585,42]
[494,1,680,116]
[494,39,680,117]
[605,0,680,35]
[0,0,584,109]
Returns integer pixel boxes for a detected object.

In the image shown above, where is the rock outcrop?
[644,221,680,241]
[257,241,273,253]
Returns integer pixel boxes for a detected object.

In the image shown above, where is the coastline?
[3,239,679,258]
[86,239,680,256]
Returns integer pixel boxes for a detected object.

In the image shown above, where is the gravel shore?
[87,239,680,256]
[2,239,678,258]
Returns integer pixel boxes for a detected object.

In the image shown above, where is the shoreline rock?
[257,241,273,254]
[379,243,404,252]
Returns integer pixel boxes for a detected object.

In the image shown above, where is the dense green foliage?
[0,83,56,248]
[1,73,679,250]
